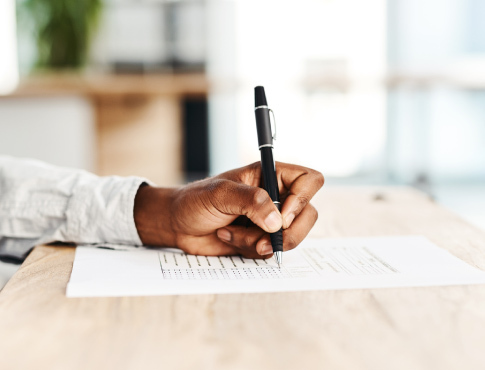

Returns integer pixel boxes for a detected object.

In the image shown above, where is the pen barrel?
[260,147,283,253]
[259,147,280,202]
[270,200,284,253]
[255,108,273,147]
[270,229,284,253]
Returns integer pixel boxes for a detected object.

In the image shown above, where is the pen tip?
[274,251,282,268]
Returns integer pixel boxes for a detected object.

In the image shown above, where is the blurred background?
[1,0,485,285]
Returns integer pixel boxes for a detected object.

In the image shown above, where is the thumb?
[210,180,282,233]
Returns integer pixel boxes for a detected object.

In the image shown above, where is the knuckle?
[252,188,269,208]
[310,204,319,223]
[243,234,254,248]
[240,187,269,217]
[237,161,260,183]
[297,193,311,207]
[312,170,325,188]
[285,233,298,251]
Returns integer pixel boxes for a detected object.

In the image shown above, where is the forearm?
[0,155,146,255]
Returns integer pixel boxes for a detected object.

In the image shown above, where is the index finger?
[275,162,324,229]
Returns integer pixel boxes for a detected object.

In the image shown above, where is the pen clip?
[269,109,276,141]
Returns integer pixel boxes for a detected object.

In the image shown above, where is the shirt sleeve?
[0,155,148,261]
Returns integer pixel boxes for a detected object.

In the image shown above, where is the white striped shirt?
[0,156,146,261]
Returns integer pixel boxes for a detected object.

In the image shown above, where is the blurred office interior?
[1,0,485,285]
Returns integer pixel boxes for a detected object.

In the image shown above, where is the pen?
[254,86,283,267]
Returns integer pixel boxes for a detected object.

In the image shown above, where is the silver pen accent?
[274,251,282,268]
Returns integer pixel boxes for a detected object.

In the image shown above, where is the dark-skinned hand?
[134,161,324,259]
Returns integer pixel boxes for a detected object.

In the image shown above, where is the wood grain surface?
[2,73,209,98]
[1,186,485,370]
[95,94,183,186]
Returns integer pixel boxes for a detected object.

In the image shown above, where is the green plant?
[18,0,102,70]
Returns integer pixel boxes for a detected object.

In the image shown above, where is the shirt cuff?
[63,176,151,246]
[117,177,147,245]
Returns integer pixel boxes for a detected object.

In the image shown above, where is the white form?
[66,236,485,297]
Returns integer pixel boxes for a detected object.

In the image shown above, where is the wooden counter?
[2,73,210,185]
[8,73,209,98]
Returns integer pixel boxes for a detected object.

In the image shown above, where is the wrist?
[134,185,177,247]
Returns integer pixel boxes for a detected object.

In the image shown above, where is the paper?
[66,236,485,297]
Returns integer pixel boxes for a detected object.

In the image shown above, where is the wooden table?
[1,187,485,370]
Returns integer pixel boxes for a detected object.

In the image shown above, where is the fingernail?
[284,213,295,229]
[259,243,273,255]
[216,228,231,242]
[264,211,282,231]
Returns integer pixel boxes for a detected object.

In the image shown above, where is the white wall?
[206,0,387,178]
[206,0,239,175]
[0,96,96,171]
[388,0,485,182]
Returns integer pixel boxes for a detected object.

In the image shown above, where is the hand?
[134,162,324,259]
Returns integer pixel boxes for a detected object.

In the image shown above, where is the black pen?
[254,86,283,267]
